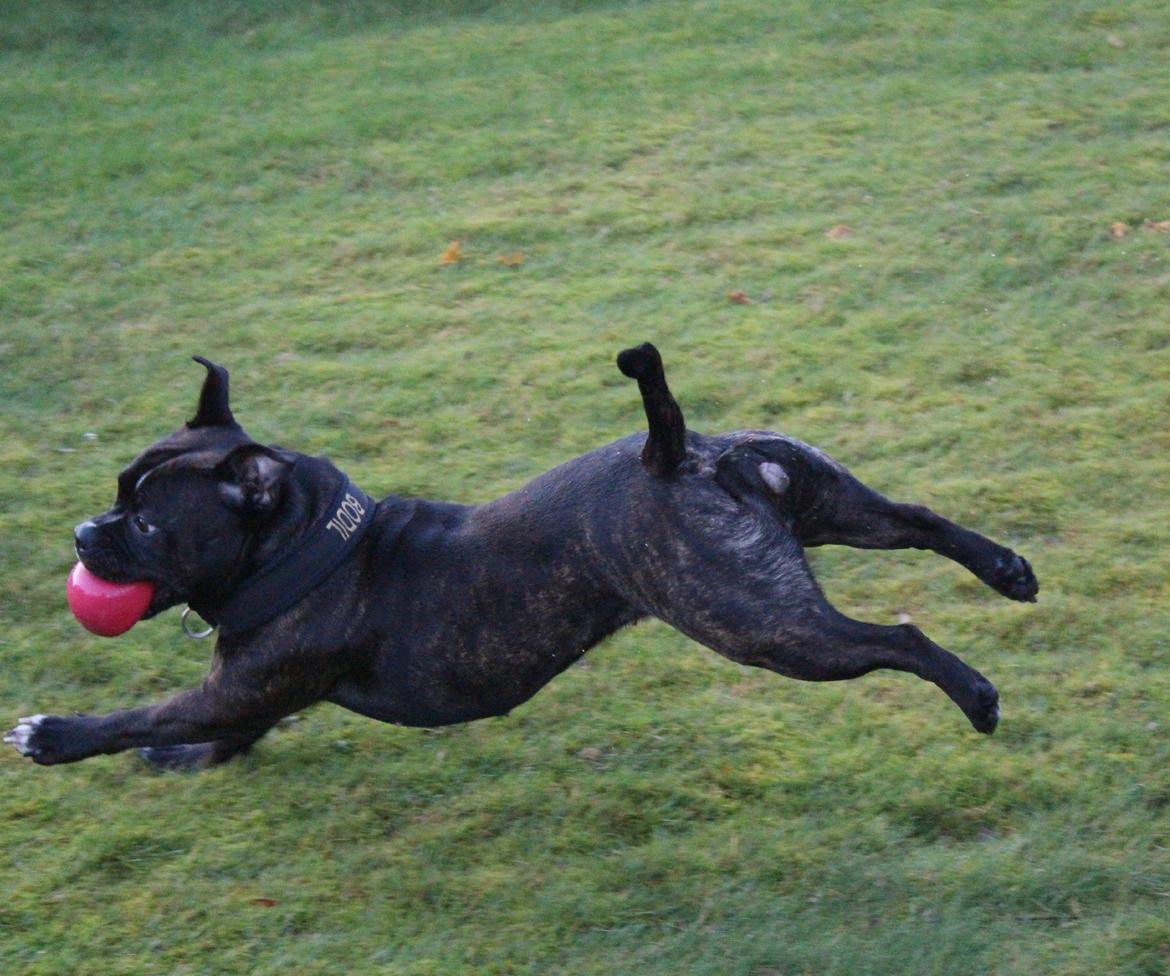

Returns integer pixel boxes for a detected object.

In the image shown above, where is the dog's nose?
[74,520,100,555]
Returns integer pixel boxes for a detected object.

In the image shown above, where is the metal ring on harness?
[181,606,216,640]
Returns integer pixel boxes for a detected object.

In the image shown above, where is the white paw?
[4,715,46,756]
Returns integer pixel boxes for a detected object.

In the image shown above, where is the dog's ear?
[216,445,294,515]
[188,356,237,428]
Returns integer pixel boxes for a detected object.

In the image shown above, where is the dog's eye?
[132,515,156,536]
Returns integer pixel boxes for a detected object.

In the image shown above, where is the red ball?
[66,562,155,637]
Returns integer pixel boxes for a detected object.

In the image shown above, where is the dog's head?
[74,358,296,617]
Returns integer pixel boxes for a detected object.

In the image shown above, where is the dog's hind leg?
[638,529,1000,733]
[731,441,1039,603]
[756,605,1001,734]
[617,343,687,477]
[672,591,999,734]
[799,473,1037,602]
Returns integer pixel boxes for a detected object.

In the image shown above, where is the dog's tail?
[616,342,687,478]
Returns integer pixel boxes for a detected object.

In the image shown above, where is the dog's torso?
[269,430,828,727]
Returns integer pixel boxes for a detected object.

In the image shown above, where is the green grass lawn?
[3,1,1170,972]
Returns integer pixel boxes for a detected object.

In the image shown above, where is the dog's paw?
[4,714,92,765]
[989,551,1038,603]
[4,715,47,758]
[966,679,1000,735]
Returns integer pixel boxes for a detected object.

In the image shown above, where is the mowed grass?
[3,1,1170,973]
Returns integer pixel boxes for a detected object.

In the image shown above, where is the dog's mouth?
[75,550,182,619]
[75,548,137,585]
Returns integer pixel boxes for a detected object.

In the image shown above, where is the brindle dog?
[6,344,1037,768]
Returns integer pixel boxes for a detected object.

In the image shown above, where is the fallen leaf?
[1109,221,1129,239]
[1143,219,1170,233]
[496,251,524,267]
[438,240,463,265]
[253,898,278,907]
[727,290,753,305]
[826,224,854,240]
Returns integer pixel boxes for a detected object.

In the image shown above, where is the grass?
[3,1,1170,972]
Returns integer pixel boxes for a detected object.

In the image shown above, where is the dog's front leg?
[6,669,319,766]
[6,688,262,765]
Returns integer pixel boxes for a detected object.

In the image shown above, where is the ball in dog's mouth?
[67,562,155,637]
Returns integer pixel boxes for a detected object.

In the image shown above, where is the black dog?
[6,345,1037,768]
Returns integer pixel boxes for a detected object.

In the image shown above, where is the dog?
[6,344,1037,768]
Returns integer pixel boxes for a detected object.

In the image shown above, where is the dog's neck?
[190,457,378,637]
